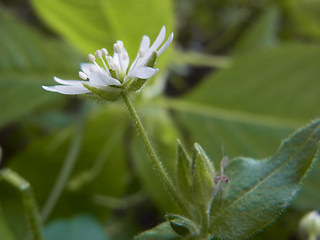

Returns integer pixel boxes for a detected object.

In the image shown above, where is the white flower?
[42,26,174,97]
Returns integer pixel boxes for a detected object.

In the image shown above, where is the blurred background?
[1,0,320,239]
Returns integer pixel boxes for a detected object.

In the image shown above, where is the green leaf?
[234,6,279,54]
[0,9,81,128]
[44,215,108,240]
[175,140,192,202]
[209,120,320,239]
[134,222,181,240]
[31,0,174,59]
[191,143,215,208]
[169,44,320,163]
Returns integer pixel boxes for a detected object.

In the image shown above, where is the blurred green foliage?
[44,215,109,240]
[31,0,174,67]
[1,0,320,239]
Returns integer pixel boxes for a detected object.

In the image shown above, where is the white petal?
[139,35,150,50]
[128,54,141,74]
[129,36,150,71]
[150,26,166,51]
[135,27,166,69]
[157,32,174,56]
[53,77,83,86]
[127,66,159,79]
[42,85,90,95]
[89,70,121,86]
[80,63,97,75]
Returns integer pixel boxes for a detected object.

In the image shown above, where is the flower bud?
[191,143,216,208]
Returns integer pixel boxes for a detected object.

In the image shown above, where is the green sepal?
[166,214,200,237]
[175,139,192,201]
[191,143,216,208]
[145,50,158,68]
[125,51,158,92]
[109,69,117,79]
[83,83,122,101]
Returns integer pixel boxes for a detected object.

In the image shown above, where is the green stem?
[41,118,84,222]
[68,124,123,191]
[0,169,44,240]
[199,205,210,239]
[121,92,189,215]
[93,190,145,209]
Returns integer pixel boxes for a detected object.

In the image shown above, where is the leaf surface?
[169,44,320,162]
[234,6,279,54]
[0,9,81,128]
[31,0,174,59]
[209,120,320,239]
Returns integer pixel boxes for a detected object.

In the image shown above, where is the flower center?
[81,42,131,83]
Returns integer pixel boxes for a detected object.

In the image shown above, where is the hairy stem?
[121,92,189,215]
[0,169,44,240]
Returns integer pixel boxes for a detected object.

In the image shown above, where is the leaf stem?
[0,169,44,240]
[41,117,84,222]
[121,92,189,215]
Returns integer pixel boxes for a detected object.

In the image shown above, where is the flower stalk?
[121,91,189,215]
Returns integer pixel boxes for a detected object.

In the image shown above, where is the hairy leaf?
[209,120,320,239]
[175,140,192,201]
[191,143,215,208]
